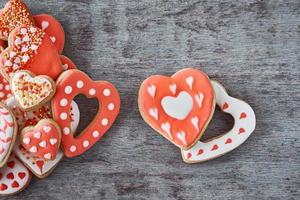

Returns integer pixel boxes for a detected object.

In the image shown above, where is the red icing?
[7,161,14,168]
[0,0,34,40]
[6,172,14,179]
[222,102,229,110]
[197,149,204,155]
[211,144,219,151]
[0,183,7,191]
[11,181,19,188]
[34,14,65,54]
[20,119,61,160]
[238,128,245,134]
[36,160,44,173]
[225,138,232,144]
[240,112,247,119]
[0,25,62,80]
[60,55,77,70]
[0,39,7,52]
[139,68,215,149]
[0,74,11,102]
[52,69,120,157]
[18,172,26,179]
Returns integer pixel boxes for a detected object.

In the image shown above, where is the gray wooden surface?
[2,0,300,199]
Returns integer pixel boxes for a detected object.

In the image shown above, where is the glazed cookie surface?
[139,68,215,149]
[52,69,121,157]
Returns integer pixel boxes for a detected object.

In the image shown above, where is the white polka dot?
[89,88,96,96]
[101,118,108,126]
[76,80,84,88]
[63,127,70,135]
[65,86,73,94]
[60,112,68,120]
[60,98,68,107]
[83,140,89,148]
[5,85,9,91]
[108,103,114,111]
[70,145,76,152]
[103,89,111,96]
[92,131,99,138]
[0,92,4,98]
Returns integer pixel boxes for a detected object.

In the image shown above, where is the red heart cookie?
[20,119,61,161]
[10,70,56,111]
[138,68,215,149]
[0,154,31,195]
[0,25,63,80]
[0,0,34,40]
[52,69,120,157]
[0,103,17,167]
[33,14,65,54]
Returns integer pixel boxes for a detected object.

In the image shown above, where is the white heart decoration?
[161,91,193,120]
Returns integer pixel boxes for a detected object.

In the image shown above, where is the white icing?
[181,81,256,163]
[147,85,156,98]
[41,21,49,30]
[101,118,108,126]
[103,89,111,96]
[161,91,193,120]
[186,76,194,90]
[161,122,172,139]
[70,101,80,134]
[149,108,158,120]
[191,116,199,132]
[169,84,177,95]
[195,93,204,108]
[177,131,187,145]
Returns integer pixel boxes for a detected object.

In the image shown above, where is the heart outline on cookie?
[51,69,121,157]
[138,68,216,149]
[10,70,56,111]
[181,81,256,163]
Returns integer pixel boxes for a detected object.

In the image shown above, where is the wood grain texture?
[2,0,300,199]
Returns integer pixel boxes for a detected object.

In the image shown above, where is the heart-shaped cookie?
[138,68,215,149]
[0,25,62,80]
[0,103,17,168]
[0,0,34,40]
[52,69,120,157]
[0,154,31,195]
[10,70,56,111]
[20,119,61,161]
[33,14,65,54]
[181,81,256,163]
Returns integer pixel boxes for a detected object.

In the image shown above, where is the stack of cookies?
[0,0,120,195]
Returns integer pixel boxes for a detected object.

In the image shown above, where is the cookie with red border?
[10,70,56,111]
[0,0,34,40]
[20,119,61,161]
[52,69,121,157]
[138,68,215,149]
[33,14,65,54]
[0,154,31,196]
[0,25,63,80]
[0,103,17,167]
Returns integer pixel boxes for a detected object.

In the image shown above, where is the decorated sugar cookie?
[52,69,120,157]
[0,25,62,80]
[0,103,17,167]
[34,14,65,54]
[0,154,31,196]
[0,74,11,102]
[20,119,61,161]
[181,81,256,163]
[0,0,34,40]
[138,68,215,149]
[60,55,77,71]
[10,70,56,111]
[14,139,63,178]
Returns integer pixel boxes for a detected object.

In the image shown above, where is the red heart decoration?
[52,70,120,157]
[139,68,215,149]
[0,183,7,191]
[20,119,61,160]
[6,172,13,179]
[11,181,19,188]
[33,14,65,54]
[0,0,34,40]
[18,172,26,179]
[7,161,14,168]
[0,25,62,80]
[240,112,247,119]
